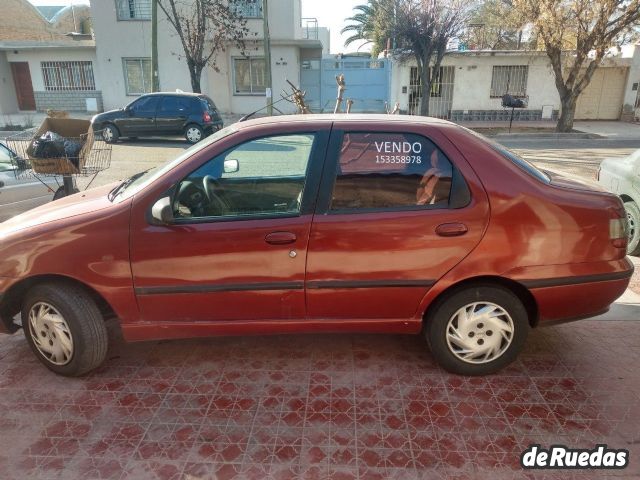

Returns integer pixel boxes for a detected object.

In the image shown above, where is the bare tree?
[515,0,640,131]
[378,0,471,116]
[157,0,255,93]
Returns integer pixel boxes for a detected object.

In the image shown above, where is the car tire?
[185,124,204,144]
[53,186,79,201]
[101,124,119,143]
[424,284,529,375]
[624,201,640,256]
[22,282,108,376]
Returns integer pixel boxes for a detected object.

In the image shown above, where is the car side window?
[174,134,315,220]
[132,96,160,114]
[330,132,455,211]
[159,96,179,112]
[0,144,14,172]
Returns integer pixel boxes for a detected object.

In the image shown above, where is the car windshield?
[0,144,14,172]
[109,125,237,201]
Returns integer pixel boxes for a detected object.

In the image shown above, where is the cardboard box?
[26,118,94,174]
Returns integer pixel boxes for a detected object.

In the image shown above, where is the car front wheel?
[425,285,529,375]
[22,283,108,376]
[624,200,640,256]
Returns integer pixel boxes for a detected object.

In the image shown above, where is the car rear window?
[202,96,218,111]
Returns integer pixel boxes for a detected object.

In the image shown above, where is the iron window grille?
[42,61,96,91]
[123,58,152,95]
[233,57,266,95]
[232,0,263,18]
[490,65,528,98]
[116,0,151,20]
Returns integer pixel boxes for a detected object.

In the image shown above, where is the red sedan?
[0,115,632,376]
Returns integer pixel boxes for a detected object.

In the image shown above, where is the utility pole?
[151,0,160,92]
[263,0,273,115]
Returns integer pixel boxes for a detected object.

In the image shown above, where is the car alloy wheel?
[445,301,514,364]
[28,301,74,366]
[186,126,202,143]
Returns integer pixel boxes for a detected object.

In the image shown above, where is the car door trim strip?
[305,279,436,289]
[136,281,304,295]
[520,270,633,289]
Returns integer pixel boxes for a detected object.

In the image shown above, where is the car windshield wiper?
[108,169,152,201]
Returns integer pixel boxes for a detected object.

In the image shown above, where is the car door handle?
[265,231,297,245]
[435,222,468,237]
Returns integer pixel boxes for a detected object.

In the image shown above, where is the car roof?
[141,92,204,98]
[235,114,456,129]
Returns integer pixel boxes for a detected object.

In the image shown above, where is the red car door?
[305,122,490,323]
[128,124,329,330]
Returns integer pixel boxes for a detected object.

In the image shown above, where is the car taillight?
[203,112,212,122]
[609,205,629,248]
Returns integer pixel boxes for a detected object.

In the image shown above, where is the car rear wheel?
[101,124,119,143]
[185,124,204,144]
[624,200,640,256]
[425,285,529,375]
[22,283,108,376]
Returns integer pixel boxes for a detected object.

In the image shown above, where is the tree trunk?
[557,94,577,132]
[419,65,431,116]
[188,62,202,93]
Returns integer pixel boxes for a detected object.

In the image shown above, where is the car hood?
[93,108,124,122]
[0,182,121,236]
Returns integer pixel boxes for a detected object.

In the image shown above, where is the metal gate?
[300,57,391,113]
[409,66,455,118]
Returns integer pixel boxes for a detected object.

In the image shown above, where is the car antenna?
[239,92,294,122]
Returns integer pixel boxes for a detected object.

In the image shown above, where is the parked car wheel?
[101,124,119,143]
[22,283,108,376]
[185,124,204,144]
[53,186,80,201]
[624,201,640,256]
[425,285,529,375]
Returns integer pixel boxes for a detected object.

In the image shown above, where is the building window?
[233,57,266,95]
[490,65,528,98]
[42,61,96,91]
[123,58,152,95]
[116,0,151,20]
[231,0,263,18]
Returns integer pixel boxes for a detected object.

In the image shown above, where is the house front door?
[10,62,36,111]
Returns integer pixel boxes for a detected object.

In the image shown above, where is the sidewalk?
[574,120,640,140]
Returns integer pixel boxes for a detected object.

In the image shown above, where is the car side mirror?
[223,159,239,174]
[151,197,174,225]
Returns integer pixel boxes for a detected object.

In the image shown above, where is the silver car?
[598,149,640,255]
[0,142,62,222]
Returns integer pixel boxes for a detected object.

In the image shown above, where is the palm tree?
[341,1,387,55]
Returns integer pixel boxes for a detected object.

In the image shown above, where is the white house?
[89,0,325,115]
[390,46,640,121]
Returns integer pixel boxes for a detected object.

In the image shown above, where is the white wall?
[620,44,640,114]
[5,48,98,91]
[206,45,301,115]
[0,52,19,115]
[90,0,197,110]
[390,52,561,112]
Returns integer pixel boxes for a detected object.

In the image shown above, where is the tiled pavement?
[0,317,639,480]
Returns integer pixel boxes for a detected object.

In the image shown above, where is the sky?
[28,0,367,54]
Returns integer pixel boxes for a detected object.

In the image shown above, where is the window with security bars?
[123,58,152,95]
[42,61,96,91]
[116,0,151,20]
[409,67,447,98]
[232,0,263,18]
[490,65,528,98]
[234,57,266,94]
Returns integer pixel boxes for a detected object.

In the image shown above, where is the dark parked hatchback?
[91,92,224,144]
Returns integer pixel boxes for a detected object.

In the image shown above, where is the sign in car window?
[331,132,453,211]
